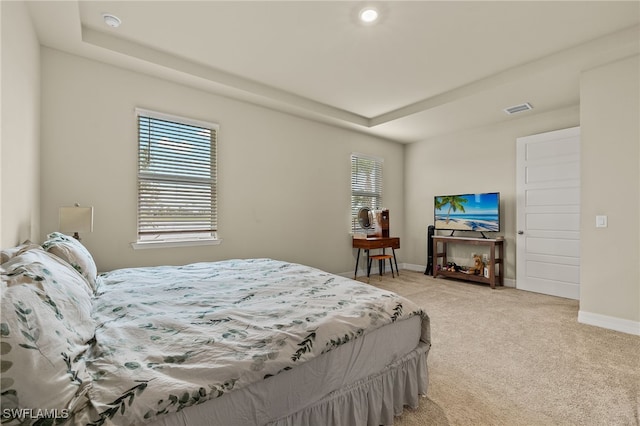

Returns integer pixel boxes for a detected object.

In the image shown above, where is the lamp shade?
[59,206,93,235]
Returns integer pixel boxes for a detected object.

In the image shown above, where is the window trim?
[135,108,217,133]
[132,108,219,249]
[131,238,222,250]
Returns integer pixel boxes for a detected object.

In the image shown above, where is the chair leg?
[367,257,372,283]
[392,248,399,276]
[389,258,395,278]
[378,259,383,280]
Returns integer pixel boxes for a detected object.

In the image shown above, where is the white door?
[516,127,580,299]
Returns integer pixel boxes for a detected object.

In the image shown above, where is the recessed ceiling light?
[102,13,121,28]
[359,7,379,23]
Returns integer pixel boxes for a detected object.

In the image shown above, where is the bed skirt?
[148,314,429,426]
[270,342,430,426]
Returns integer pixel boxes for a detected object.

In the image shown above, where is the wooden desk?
[352,237,400,280]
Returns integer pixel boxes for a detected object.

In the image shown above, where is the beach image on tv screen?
[435,192,499,232]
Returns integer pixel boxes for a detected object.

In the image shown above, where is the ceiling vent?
[503,102,533,115]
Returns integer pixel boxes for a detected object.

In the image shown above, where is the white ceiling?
[26,1,640,143]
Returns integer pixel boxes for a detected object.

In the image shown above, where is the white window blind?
[351,153,383,232]
[137,109,218,242]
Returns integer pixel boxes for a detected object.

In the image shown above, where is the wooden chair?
[367,253,395,281]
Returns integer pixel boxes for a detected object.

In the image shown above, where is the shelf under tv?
[432,235,504,289]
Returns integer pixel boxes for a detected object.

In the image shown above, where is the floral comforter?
[81,258,429,425]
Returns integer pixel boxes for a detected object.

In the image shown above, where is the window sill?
[131,238,222,250]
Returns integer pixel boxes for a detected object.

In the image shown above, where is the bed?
[1,233,430,426]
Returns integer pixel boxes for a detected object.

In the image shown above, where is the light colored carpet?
[357,271,640,426]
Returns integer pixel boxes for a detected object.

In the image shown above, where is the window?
[136,109,218,245]
[350,153,383,233]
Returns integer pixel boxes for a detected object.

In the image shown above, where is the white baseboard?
[402,263,426,272]
[338,263,423,279]
[336,271,353,279]
[578,310,640,336]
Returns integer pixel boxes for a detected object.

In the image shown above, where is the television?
[434,192,500,236]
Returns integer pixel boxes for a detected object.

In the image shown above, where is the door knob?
[517,230,524,235]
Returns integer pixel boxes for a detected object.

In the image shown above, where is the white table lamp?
[59,204,93,240]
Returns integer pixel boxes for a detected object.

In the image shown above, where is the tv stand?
[432,236,504,288]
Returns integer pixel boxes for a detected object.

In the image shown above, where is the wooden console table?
[432,236,504,288]
[352,237,400,280]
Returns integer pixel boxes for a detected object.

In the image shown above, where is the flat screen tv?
[434,192,500,235]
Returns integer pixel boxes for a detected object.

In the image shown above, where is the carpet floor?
[356,270,640,426]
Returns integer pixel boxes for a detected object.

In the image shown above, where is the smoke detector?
[503,102,533,115]
[102,13,122,28]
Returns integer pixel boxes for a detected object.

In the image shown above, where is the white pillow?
[0,240,41,264]
[42,232,98,294]
[1,248,95,418]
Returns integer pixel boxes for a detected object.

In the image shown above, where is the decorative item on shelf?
[357,206,374,237]
[371,209,382,237]
[367,208,389,238]
[380,209,390,237]
[354,207,390,239]
[469,254,485,275]
[445,262,460,272]
[59,203,93,240]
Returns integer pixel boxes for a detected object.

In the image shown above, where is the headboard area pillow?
[1,248,95,420]
[42,232,98,294]
[0,240,41,264]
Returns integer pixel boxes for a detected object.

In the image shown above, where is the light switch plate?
[596,215,607,228]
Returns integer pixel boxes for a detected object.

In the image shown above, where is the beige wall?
[0,1,40,247]
[580,55,640,326]
[39,48,404,274]
[404,107,579,281]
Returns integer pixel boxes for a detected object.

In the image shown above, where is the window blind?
[351,153,383,232]
[137,111,217,241]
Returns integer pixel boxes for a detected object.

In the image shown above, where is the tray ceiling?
[27,1,640,143]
